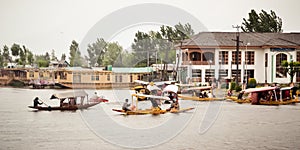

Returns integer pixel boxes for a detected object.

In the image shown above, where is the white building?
[176,32,300,84]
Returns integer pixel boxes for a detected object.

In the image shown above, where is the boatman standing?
[33,97,43,107]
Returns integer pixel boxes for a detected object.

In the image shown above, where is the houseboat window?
[246,51,255,65]
[232,51,241,64]
[203,52,214,62]
[192,69,201,82]
[130,75,133,82]
[276,53,287,78]
[245,70,254,78]
[29,71,34,77]
[219,51,228,64]
[107,74,110,81]
[119,75,122,82]
[115,75,118,82]
[39,72,43,78]
[91,75,99,81]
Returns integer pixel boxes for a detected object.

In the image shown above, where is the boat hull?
[28,102,100,111]
[178,94,224,101]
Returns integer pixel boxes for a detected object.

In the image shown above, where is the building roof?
[180,32,300,49]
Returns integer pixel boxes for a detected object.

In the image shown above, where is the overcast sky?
[0,0,299,58]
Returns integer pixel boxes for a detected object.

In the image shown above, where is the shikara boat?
[28,90,100,111]
[239,86,299,105]
[112,93,194,115]
[178,86,224,101]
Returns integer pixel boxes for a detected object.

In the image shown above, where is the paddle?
[38,99,49,106]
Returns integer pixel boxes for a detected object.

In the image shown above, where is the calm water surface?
[0,87,300,150]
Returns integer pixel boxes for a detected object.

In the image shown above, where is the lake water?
[1,87,300,149]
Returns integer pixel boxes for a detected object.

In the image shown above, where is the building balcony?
[182,60,214,65]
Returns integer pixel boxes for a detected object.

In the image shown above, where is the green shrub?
[235,85,242,92]
[230,82,236,91]
[247,78,257,88]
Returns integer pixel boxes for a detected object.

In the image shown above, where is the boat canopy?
[243,87,277,94]
[50,90,88,99]
[185,86,212,91]
[280,87,293,91]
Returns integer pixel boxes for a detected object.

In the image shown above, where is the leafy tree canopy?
[242,9,283,32]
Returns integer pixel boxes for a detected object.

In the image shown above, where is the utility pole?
[232,25,243,85]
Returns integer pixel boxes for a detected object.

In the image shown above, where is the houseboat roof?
[112,67,153,73]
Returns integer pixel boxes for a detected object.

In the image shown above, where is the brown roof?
[180,32,300,49]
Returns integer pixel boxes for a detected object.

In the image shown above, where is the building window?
[232,51,241,64]
[246,51,255,65]
[276,53,287,78]
[203,52,214,62]
[190,52,201,61]
[192,69,201,78]
[219,51,228,64]
[205,69,215,82]
[231,70,241,82]
[219,69,228,78]
[297,51,300,62]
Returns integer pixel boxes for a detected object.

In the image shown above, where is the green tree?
[0,49,3,68]
[2,45,10,65]
[19,48,25,66]
[103,42,123,66]
[11,43,22,61]
[27,50,34,65]
[242,9,283,32]
[282,60,300,83]
[51,49,57,61]
[34,54,50,67]
[69,40,82,67]
[61,53,66,61]
[86,38,107,67]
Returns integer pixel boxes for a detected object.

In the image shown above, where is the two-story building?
[176,32,300,84]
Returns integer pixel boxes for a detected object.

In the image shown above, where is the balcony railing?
[182,61,214,65]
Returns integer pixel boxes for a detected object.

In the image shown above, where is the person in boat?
[122,99,131,111]
[227,89,232,96]
[237,91,245,100]
[33,97,43,107]
[203,91,208,98]
[91,92,99,100]
[166,92,180,111]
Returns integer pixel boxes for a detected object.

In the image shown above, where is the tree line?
[0,9,284,69]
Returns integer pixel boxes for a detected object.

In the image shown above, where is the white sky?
[0,0,299,58]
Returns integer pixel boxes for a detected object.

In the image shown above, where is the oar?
[39,99,49,106]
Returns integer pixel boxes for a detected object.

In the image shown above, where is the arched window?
[203,52,214,62]
[276,53,287,78]
[190,52,201,61]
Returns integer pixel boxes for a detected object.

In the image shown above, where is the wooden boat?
[112,107,194,115]
[112,108,167,115]
[112,93,194,115]
[28,90,100,111]
[178,86,223,101]
[241,86,299,105]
